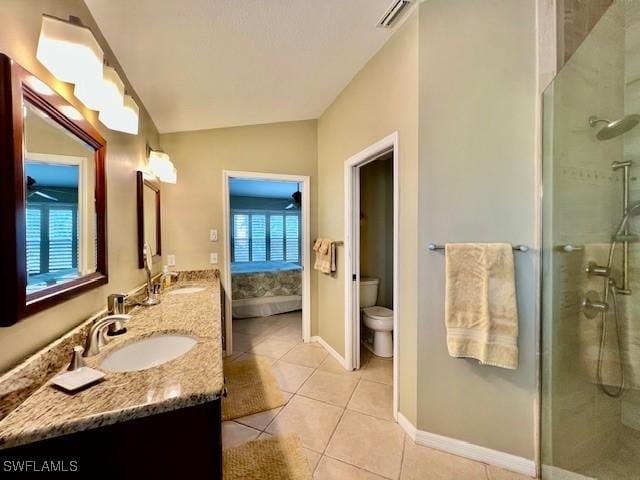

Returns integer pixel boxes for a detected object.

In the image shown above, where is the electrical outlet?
[210,253,218,265]
[210,229,218,242]
[167,254,176,266]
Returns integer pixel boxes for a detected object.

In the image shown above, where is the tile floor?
[223,311,532,480]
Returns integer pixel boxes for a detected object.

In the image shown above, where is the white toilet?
[360,277,393,357]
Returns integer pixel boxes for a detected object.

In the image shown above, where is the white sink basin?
[99,335,198,373]
[168,286,206,295]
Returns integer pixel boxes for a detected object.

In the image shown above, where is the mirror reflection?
[143,183,158,256]
[23,100,97,295]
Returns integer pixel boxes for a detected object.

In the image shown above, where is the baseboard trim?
[310,336,347,369]
[397,415,536,477]
[397,413,417,441]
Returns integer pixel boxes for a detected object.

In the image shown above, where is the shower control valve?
[581,291,609,319]
[585,262,610,277]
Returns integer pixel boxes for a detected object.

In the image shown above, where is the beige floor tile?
[326,410,404,479]
[235,392,293,430]
[257,431,274,440]
[266,395,343,453]
[314,456,387,479]
[282,343,329,368]
[272,361,315,393]
[232,332,266,352]
[347,380,393,420]
[299,370,360,407]
[304,448,322,472]
[361,357,393,385]
[235,407,283,431]
[234,317,286,337]
[221,421,260,449]
[401,439,487,480]
[486,465,533,480]
[248,337,298,359]
[318,355,362,377]
[229,352,277,365]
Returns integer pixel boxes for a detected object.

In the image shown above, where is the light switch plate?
[210,253,218,265]
[209,229,218,242]
[167,254,176,266]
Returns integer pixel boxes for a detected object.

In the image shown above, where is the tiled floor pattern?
[223,311,532,480]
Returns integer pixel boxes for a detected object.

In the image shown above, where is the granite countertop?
[0,277,224,450]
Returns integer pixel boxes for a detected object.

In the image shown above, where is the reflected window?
[25,162,82,293]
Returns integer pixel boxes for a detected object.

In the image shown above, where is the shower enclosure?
[542,1,640,478]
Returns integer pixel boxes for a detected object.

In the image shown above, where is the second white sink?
[100,335,198,373]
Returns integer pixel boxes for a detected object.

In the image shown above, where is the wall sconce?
[148,149,177,184]
[36,15,103,86]
[98,95,140,135]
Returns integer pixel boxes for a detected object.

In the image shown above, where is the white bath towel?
[445,243,519,369]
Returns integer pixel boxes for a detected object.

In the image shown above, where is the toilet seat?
[363,306,393,320]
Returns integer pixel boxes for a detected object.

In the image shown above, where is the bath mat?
[222,356,286,421]
[223,434,312,480]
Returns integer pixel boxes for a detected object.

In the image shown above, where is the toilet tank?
[360,277,379,308]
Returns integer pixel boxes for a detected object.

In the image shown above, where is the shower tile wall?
[543,0,625,472]
[559,0,615,66]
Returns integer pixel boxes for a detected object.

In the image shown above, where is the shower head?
[589,114,640,140]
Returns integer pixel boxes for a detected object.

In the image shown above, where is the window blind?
[25,204,78,276]
[231,210,300,263]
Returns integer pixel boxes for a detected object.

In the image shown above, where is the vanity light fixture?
[98,94,140,135]
[148,150,177,184]
[74,65,125,112]
[36,15,103,86]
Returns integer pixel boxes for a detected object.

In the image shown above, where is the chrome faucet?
[139,242,160,306]
[84,314,132,357]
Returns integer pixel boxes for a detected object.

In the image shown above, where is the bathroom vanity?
[0,274,225,478]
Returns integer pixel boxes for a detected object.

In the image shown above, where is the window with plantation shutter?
[25,204,78,280]
[26,208,41,274]
[48,208,76,271]
[233,214,250,262]
[251,214,267,261]
[269,215,284,261]
[285,215,299,262]
[231,210,300,263]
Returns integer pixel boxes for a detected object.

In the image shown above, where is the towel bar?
[313,240,344,246]
[427,243,529,252]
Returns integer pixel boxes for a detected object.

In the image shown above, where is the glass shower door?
[541,1,640,478]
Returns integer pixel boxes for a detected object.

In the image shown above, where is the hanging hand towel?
[314,239,334,274]
[445,243,519,369]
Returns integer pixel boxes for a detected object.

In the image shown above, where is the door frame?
[221,170,311,356]
[344,132,399,420]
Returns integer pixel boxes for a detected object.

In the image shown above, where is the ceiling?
[230,178,298,199]
[84,0,403,133]
[25,163,79,188]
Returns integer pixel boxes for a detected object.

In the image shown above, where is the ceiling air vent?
[377,0,411,28]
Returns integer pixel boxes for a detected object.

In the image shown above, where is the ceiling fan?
[285,183,301,210]
[26,176,60,202]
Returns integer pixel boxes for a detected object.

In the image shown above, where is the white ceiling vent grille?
[377,0,411,28]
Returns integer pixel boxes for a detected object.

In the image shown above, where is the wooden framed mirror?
[0,54,108,326]
[136,171,161,268]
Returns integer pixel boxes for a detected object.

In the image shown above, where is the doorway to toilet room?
[344,132,398,420]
